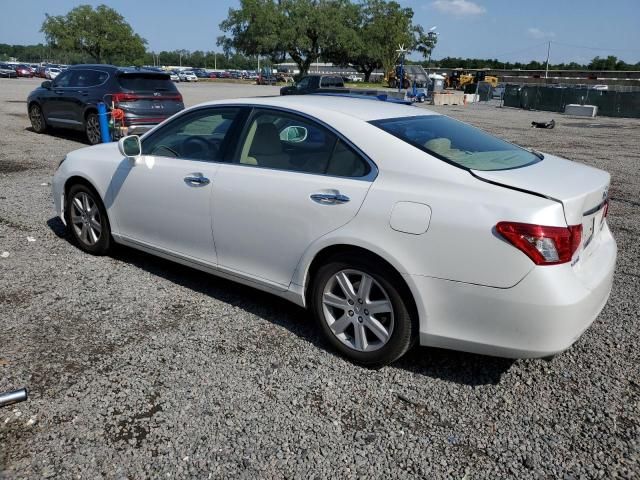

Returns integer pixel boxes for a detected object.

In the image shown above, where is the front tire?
[311,255,416,368]
[65,184,112,255]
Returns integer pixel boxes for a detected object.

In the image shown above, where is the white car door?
[212,108,375,288]
[107,106,244,264]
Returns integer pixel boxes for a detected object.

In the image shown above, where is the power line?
[551,41,640,54]
[491,42,548,59]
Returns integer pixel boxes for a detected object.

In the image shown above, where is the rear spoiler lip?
[469,169,558,203]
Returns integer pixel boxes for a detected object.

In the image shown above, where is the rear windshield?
[371,115,541,171]
[117,73,177,92]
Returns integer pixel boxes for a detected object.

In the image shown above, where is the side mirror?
[280,125,308,143]
[41,81,52,89]
[118,135,142,158]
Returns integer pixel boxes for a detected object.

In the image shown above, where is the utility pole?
[545,41,551,79]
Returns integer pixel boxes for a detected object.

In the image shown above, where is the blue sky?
[1,0,639,64]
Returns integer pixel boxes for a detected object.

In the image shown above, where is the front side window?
[237,110,370,177]
[371,115,541,171]
[52,71,73,87]
[142,108,240,161]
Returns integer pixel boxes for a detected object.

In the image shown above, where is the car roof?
[66,64,168,75]
[203,95,438,121]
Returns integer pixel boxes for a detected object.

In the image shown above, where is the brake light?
[496,222,582,265]
[112,93,182,103]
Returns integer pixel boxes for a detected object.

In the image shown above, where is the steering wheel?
[183,136,217,160]
[153,145,179,157]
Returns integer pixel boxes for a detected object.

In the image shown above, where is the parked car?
[45,67,62,80]
[169,71,180,82]
[178,70,198,82]
[192,69,210,79]
[280,75,346,95]
[51,95,616,367]
[27,65,184,145]
[344,74,363,83]
[15,64,34,77]
[257,68,276,85]
[0,63,18,78]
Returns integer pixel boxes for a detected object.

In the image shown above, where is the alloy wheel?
[29,105,43,132]
[86,115,102,144]
[322,269,395,352]
[70,192,102,246]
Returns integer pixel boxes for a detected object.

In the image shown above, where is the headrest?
[424,137,452,155]
[249,123,282,155]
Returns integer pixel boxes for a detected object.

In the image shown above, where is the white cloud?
[431,0,486,16]
[527,27,556,40]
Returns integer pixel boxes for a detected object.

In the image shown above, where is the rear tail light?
[496,222,582,265]
[112,93,183,103]
[603,198,609,218]
[112,93,141,103]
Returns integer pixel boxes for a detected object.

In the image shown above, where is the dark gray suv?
[27,65,184,144]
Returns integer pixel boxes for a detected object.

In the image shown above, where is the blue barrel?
[97,102,111,143]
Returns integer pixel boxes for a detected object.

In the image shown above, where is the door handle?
[184,175,210,186]
[310,192,350,205]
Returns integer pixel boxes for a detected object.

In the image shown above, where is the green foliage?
[332,0,416,81]
[587,55,637,71]
[220,0,372,76]
[218,0,438,80]
[40,4,147,64]
[433,56,639,71]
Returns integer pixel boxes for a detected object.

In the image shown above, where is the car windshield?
[371,115,541,171]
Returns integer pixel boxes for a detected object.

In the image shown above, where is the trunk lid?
[115,72,184,120]
[473,153,610,261]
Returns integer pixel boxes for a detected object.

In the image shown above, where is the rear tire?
[65,184,112,255]
[311,254,416,368]
[29,103,47,133]
[85,112,102,145]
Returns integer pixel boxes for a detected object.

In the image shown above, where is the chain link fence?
[502,84,640,118]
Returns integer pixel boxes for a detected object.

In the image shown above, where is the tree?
[413,25,438,65]
[325,0,414,82]
[41,4,147,64]
[219,0,360,76]
[589,55,619,71]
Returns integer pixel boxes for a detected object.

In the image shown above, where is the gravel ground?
[1,78,638,479]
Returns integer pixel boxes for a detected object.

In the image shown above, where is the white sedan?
[52,96,616,367]
[178,70,198,82]
[45,67,61,80]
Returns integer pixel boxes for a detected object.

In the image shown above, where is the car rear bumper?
[407,222,617,358]
[124,124,156,135]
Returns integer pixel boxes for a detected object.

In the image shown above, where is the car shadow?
[24,126,89,145]
[47,216,513,386]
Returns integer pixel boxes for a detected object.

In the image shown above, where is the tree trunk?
[363,66,374,82]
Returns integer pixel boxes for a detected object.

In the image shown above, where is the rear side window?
[237,110,370,177]
[371,115,541,171]
[117,73,177,92]
[73,69,108,87]
[320,76,344,87]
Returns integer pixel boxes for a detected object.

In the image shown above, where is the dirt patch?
[0,159,34,173]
